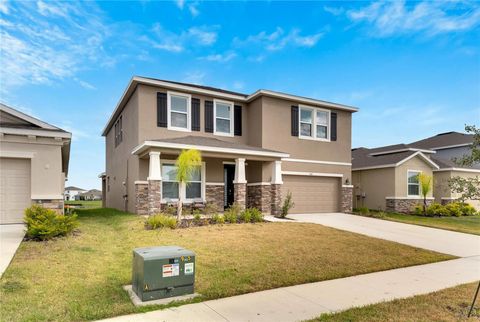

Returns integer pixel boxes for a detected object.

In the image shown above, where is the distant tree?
[418,173,432,215]
[448,125,480,202]
[175,149,202,221]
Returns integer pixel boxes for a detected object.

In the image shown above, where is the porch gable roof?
[132,136,290,159]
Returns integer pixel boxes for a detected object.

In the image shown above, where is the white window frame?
[161,161,206,203]
[407,170,421,197]
[298,105,331,142]
[213,99,234,137]
[167,91,191,132]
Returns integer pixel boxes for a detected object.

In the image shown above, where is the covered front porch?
[131,136,290,216]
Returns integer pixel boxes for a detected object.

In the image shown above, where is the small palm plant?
[418,173,432,215]
[175,149,202,221]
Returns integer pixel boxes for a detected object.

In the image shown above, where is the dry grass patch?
[313,282,480,321]
[0,208,454,322]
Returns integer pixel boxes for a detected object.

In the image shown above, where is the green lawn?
[0,208,454,322]
[65,200,102,209]
[312,282,480,321]
[356,211,480,235]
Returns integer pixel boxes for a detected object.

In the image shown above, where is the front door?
[224,164,235,209]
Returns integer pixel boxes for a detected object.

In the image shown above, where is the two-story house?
[102,77,358,216]
[352,132,479,212]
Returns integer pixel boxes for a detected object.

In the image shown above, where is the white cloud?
[74,78,96,90]
[347,1,480,36]
[0,1,113,92]
[175,0,200,17]
[323,6,344,16]
[235,27,324,52]
[150,24,218,52]
[175,0,185,9]
[0,0,10,14]
[200,52,236,62]
[182,71,205,84]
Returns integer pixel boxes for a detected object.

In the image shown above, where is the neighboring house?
[352,132,479,212]
[102,76,358,215]
[64,186,87,201]
[0,103,71,224]
[76,189,102,201]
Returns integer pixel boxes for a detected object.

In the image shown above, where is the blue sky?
[1,0,479,190]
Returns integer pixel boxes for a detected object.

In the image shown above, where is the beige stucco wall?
[0,134,65,199]
[352,167,395,210]
[434,170,480,210]
[105,88,140,213]
[352,156,436,210]
[395,157,434,198]
[136,84,248,145]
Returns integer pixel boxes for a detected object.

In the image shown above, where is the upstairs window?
[407,171,420,196]
[168,92,191,131]
[114,115,123,147]
[299,106,330,141]
[214,100,233,136]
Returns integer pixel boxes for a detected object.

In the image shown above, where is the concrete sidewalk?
[99,256,480,322]
[0,224,25,277]
[288,213,480,257]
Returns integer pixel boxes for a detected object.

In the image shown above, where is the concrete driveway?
[288,213,480,257]
[0,224,25,277]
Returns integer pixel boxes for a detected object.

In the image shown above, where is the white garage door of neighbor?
[0,158,31,224]
[282,175,340,213]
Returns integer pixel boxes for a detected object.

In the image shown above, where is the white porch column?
[148,151,161,181]
[271,160,283,184]
[233,158,246,184]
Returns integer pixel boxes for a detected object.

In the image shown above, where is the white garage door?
[0,158,31,224]
[282,175,340,213]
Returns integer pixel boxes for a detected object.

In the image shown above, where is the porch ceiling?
[132,136,289,161]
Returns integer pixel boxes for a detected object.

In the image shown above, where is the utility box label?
[162,264,180,277]
[184,262,194,275]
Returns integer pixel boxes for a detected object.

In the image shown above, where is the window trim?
[160,161,206,203]
[213,99,234,137]
[167,91,191,132]
[407,170,421,197]
[298,105,331,142]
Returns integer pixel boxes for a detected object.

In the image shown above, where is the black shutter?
[191,98,200,131]
[234,105,242,136]
[291,105,299,136]
[157,92,167,127]
[331,112,337,141]
[205,100,214,133]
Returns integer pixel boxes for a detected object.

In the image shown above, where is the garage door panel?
[0,158,31,224]
[282,176,340,213]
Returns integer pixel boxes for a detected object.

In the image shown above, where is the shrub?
[24,205,78,241]
[280,191,294,218]
[459,203,478,216]
[239,209,252,223]
[249,208,264,223]
[445,202,462,217]
[145,214,177,229]
[193,212,201,223]
[212,213,225,224]
[224,208,238,224]
[426,203,444,217]
[164,205,177,216]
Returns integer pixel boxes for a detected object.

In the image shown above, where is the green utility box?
[132,246,195,302]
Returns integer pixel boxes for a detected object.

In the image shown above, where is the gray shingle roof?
[409,132,473,150]
[150,136,286,154]
[352,149,419,169]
